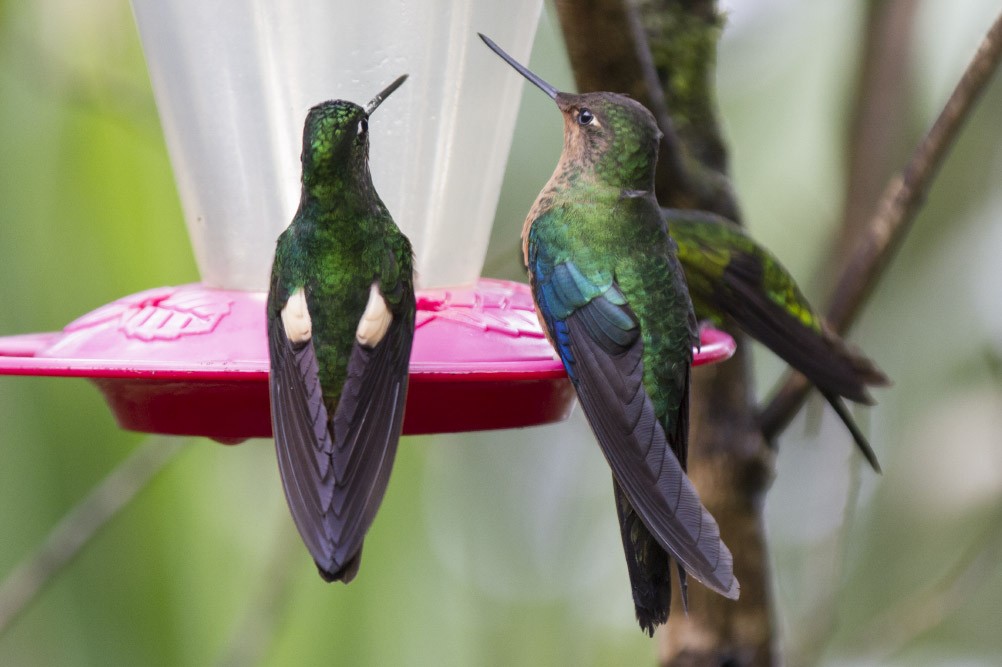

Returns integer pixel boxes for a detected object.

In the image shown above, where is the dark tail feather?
[713,249,889,404]
[816,323,891,404]
[614,479,671,636]
[675,562,689,614]
[317,550,362,583]
[821,390,882,473]
[731,297,887,405]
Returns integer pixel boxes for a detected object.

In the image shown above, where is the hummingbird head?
[552,91,661,190]
[300,75,407,195]
[479,34,661,191]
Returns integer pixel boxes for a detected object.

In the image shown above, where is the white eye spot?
[281,287,312,344]
[356,283,392,347]
[358,117,368,135]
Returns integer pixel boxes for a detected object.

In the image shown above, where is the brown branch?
[555,1,775,664]
[761,8,1002,440]
[837,0,919,255]
[0,438,184,635]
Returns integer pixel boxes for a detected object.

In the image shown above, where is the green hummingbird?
[667,209,888,471]
[480,35,738,635]
[267,75,415,583]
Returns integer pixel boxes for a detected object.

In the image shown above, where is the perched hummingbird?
[667,209,889,471]
[267,75,415,583]
[480,35,739,635]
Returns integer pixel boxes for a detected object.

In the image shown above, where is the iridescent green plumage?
[267,77,415,583]
[672,212,817,331]
[481,34,737,635]
[667,209,888,470]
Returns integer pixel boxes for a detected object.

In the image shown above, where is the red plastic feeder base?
[0,280,735,442]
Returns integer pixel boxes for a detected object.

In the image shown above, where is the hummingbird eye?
[577,108,595,126]
[357,117,369,136]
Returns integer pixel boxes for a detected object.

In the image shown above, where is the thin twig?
[835,0,918,258]
[0,438,184,635]
[761,8,1002,439]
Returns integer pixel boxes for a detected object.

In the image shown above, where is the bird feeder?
[0,1,735,442]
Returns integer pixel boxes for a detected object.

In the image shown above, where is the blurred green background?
[2,1,1002,665]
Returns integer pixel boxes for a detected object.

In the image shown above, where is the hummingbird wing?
[669,209,887,469]
[268,279,414,583]
[669,209,888,401]
[268,313,338,570]
[531,256,738,600]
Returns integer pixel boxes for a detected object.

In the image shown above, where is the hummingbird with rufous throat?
[480,34,739,635]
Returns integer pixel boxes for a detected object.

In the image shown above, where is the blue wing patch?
[530,244,636,383]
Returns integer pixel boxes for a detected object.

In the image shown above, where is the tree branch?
[761,8,1002,440]
[835,0,918,259]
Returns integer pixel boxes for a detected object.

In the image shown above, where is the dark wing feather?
[268,302,412,582]
[562,300,737,597]
[821,390,882,473]
[541,272,737,592]
[718,253,884,471]
[326,309,412,577]
[668,209,888,403]
[268,315,336,567]
[720,251,885,404]
[670,208,887,469]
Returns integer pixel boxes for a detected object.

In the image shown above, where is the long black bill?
[366,74,408,115]
[478,33,559,100]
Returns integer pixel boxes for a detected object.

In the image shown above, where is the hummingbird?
[267,75,415,583]
[480,35,739,635]
[666,209,888,471]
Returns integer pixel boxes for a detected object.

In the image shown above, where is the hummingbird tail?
[614,479,672,636]
[316,549,362,584]
[821,390,882,473]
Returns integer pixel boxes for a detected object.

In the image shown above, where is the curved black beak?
[366,74,408,115]
[478,33,559,100]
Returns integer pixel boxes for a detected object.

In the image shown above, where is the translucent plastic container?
[130,0,543,290]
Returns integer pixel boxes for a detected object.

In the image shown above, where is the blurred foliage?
[1,1,1001,666]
